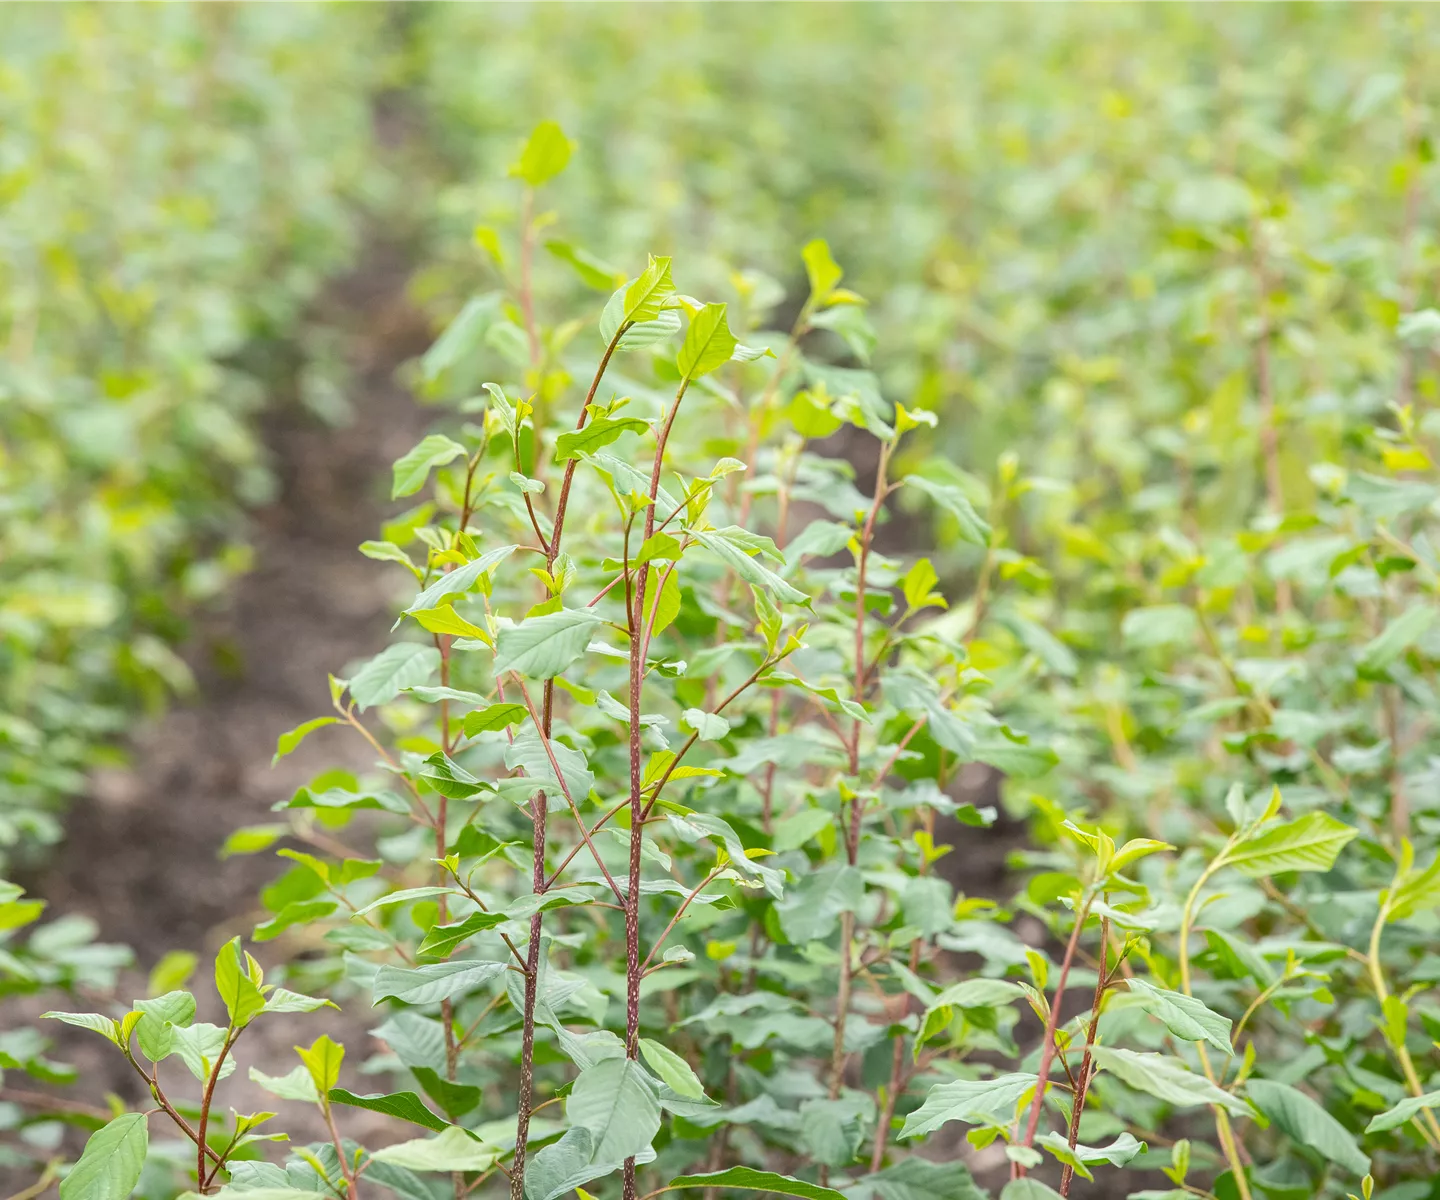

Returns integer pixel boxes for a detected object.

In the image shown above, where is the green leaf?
[545,239,624,291]
[841,1157,988,1200]
[1357,605,1436,679]
[802,239,844,304]
[249,1064,320,1104]
[349,643,442,711]
[493,608,604,679]
[899,1074,1037,1138]
[693,528,808,606]
[566,1057,661,1164]
[1089,1047,1249,1114]
[133,991,195,1062]
[463,703,528,736]
[271,717,340,766]
[1126,978,1233,1054]
[413,604,489,640]
[214,938,265,1029]
[621,255,676,326]
[421,295,501,384]
[282,785,409,816]
[509,121,573,187]
[59,1113,148,1200]
[370,1126,500,1172]
[328,1088,448,1133]
[1365,1089,1440,1133]
[787,390,843,440]
[1223,812,1358,877]
[404,545,518,615]
[667,1168,847,1200]
[636,532,683,565]
[902,476,990,547]
[901,559,944,611]
[776,864,863,943]
[220,824,289,859]
[171,1023,236,1083]
[1121,604,1200,650]
[374,960,510,1006]
[678,303,738,381]
[352,887,456,917]
[41,1011,121,1047]
[997,1182,1064,1200]
[1246,1078,1369,1175]
[642,567,681,637]
[0,897,46,932]
[681,709,731,741]
[554,417,650,462]
[359,540,420,575]
[262,988,335,1015]
[393,435,467,500]
[416,911,508,958]
[639,1038,705,1100]
[927,979,1025,1009]
[413,1066,482,1120]
[295,1034,344,1096]
[666,811,784,898]
[525,1128,604,1200]
[1035,1132,1145,1181]
[1389,854,1440,921]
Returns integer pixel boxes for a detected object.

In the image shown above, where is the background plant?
[0,5,386,867]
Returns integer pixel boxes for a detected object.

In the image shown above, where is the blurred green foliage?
[0,6,386,863]
[8,5,1440,1195]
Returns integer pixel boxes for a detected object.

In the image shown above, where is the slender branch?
[548,326,627,564]
[321,1096,360,1200]
[194,1028,240,1192]
[1014,892,1092,1173]
[640,867,723,973]
[512,677,625,902]
[545,795,633,888]
[1060,915,1111,1197]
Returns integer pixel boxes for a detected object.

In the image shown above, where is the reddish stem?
[1014,893,1093,1176]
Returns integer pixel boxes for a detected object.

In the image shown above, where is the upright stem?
[827,910,857,1105]
[512,331,625,1200]
[1060,916,1110,1197]
[1014,893,1092,1175]
[1368,901,1440,1147]
[510,786,547,1200]
[623,379,693,1200]
[1178,856,1254,1200]
[194,1029,239,1193]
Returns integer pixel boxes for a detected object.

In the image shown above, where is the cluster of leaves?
[0,5,387,867]
[26,129,1021,1199]
[402,14,1440,1196]
[28,114,1440,1200]
[14,9,1440,1200]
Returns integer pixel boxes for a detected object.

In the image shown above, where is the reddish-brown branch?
[1015,893,1093,1176]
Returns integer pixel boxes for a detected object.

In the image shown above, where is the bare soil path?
[40,247,432,962]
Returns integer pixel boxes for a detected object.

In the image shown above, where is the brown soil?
[41,247,432,961]
[1,243,439,1185]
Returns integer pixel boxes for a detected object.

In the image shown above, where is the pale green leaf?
[510,121,573,187]
[392,435,467,500]
[493,608,604,679]
[59,1113,148,1200]
[1223,812,1358,877]
[677,303,738,381]
[349,643,441,710]
[1246,1078,1369,1175]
